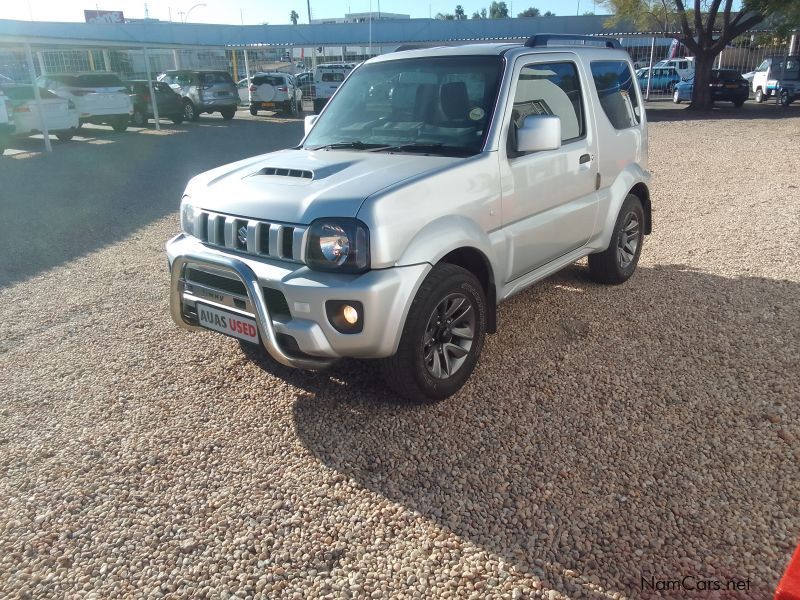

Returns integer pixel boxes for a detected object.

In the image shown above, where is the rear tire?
[755,88,764,103]
[588,194,645,285]
[56,129,74,142]
[111,117,128,132]
[779,90,791,107]
[221,107,236,120]
[673,89,681,104]
[379,263,486,403]
[131,109,147,127]
[249,106,258,116]
[183,100,198,122]
[733,98,745,108]
[171,115,184,125]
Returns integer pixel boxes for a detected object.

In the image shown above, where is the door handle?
[579,153,592,164]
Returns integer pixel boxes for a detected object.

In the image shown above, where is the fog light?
[325,300,364,334]
[342,305,358,325]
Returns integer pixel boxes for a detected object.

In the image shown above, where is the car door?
[500,55,599,281]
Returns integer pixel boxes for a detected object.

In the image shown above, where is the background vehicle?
[126,80,184,126]
[36,72,132,131]
[673,69,749,106]
[248,72,302,116]
[312,63,355,113]
[295,71,314,101]
[0,89,12,154]
[653,57,695,80]
[236,77,250,104]
[167,37,652,402]
[0,74,14,84]
[752,56,800,105]
[0,84,78,141]
[158,70,237,121]
[637,66,682,93]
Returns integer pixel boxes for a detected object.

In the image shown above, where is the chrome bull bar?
[170,253,335,370]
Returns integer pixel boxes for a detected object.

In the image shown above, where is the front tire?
[171,114,184,125]
[673,89,681,104]
[111,117,128,132]
[249,106,258,116]
[380,263,486,403]
[755,88,764,103]
[183,100,198,122]
[779,90,791,107]
[588,194,645,285]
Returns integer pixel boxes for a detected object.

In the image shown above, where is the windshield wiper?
[379,143,475,156]
[308,141,390,151]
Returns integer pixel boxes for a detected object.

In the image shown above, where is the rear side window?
[252,75,285,86]
[202,72,233,84]
[76,74,124,87]
[321,72,345,82]
[591,60,641,129]
[512,61,585,143]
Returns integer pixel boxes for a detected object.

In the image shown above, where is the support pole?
[645,36,656,101]
[243,46,251,105]
[143,47,160,131]
[24,41,51,153]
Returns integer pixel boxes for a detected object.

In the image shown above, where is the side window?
[512,61,584,143]
[756,60,769,72]
[591,60,641,130]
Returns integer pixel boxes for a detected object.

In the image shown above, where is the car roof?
[368,42,631,64]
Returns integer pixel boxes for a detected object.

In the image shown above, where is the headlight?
[180,197,195,236]
[306,218,369,273]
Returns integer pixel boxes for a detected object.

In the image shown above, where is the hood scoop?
[255,167,314,180]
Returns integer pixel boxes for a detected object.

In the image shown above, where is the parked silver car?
[158,70,238,121]
[167,36,652,401]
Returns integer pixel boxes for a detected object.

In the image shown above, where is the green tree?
[489,1,510,17]
[543,10,556,16]
[455,5,467,19]
[436,12,456,19]
[604,0,800,109]
[289,10,299,25]
[518,7,541,17]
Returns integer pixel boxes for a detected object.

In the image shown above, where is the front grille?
[195,210,306,263]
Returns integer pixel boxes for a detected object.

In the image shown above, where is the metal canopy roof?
[0,15,630,49]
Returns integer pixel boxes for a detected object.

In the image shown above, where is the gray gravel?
[1,108,799,599]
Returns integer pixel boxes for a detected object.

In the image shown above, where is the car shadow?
[0,119,305,287]
[645,100,799,122]
[274,263,799,598]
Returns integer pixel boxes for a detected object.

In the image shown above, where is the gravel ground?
[1,108,798,599]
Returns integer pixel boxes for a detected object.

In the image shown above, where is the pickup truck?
[167,35,652,402]
[752,55,800,106]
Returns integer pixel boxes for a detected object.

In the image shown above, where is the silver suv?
[159,70,238,121]
[167,35,652,401]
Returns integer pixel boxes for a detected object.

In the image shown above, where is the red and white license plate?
[196,302,259,343]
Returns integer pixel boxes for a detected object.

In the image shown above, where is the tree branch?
[693,0,704,46]
[674,0,699,53]
[706,0,724,41]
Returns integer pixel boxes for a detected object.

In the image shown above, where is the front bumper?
[167,234,430,369]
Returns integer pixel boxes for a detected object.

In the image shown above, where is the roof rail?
[524,34,622,49]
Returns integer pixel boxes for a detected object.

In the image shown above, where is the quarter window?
[591,60,641,129]
[511,61,585,143]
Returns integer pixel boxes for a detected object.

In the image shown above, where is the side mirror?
[515,114,561,154]
[304,114,318,135]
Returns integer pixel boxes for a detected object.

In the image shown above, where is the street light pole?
[183,3,206,23]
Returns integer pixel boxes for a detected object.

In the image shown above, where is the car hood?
[185,148,462,224]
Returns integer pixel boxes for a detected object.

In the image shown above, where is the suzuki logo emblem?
[237,225,248,247]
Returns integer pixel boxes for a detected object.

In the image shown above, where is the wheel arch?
[438,246,497,334]
[628,182,652,235]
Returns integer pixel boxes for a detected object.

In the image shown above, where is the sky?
[0,0,607,26]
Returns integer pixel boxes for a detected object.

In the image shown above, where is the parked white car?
[247,72,302,116]
[0,89,13,154]
[1,84,79,141]
[751,56,800,104]
[36,72,132,131]
[312,63,356,113]
[653,57,695,80]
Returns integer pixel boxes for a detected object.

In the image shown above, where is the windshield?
[303,55,504,156]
